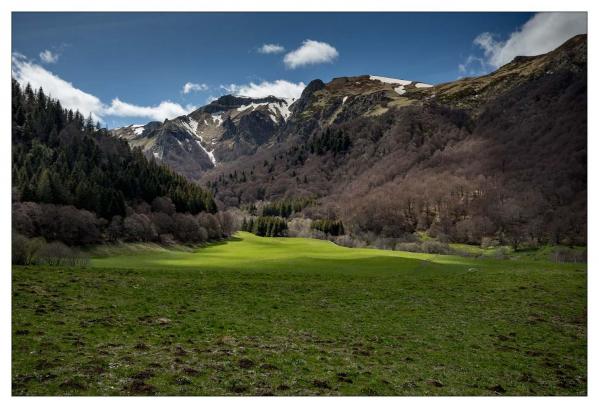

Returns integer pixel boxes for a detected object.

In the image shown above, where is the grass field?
[12,232,587,395]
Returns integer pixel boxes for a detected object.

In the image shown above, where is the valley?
[10,14,588,398]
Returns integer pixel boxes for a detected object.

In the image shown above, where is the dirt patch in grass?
[124,380,157,395]
[59,378,87,391]
[238,358,255,369]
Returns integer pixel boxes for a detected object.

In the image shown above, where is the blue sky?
[11,12,586,128]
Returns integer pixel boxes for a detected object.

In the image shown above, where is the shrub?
[159,233,176,246]
[123,213,157,242]
[481,237,500,249]
[12,232,45,265]
[395,242,422,253]
[36,241,89,267]
[395,240,456,255]
[197,212,222,240]
[287,218,312,238]
[172,213,202,243]
[12,201,103,245]
[333,235,368,248]
[12,232,88,266]
[493,247,510,260]
[422,240,452,255]
[550,247,587,263]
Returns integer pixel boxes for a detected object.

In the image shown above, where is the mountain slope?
[200,34,587,246]
[111,95,295,179]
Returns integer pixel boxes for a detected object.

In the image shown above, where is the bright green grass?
[12,232,586,395]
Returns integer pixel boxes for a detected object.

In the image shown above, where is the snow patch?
[152,148,163,160]
[236,99,293,123]
[175,116,217,165]
[236,102,268,112]
[178,118,204,142]
[342,96,348,105]
[415,82,433,88]
[394,86,407,95]
[195,140,216,165]
[370,75,415,96]
[187,118,199,132]
[131,124,145,135]
[370,75,413,86]
[211,114,223,126]
[271,99,293,122]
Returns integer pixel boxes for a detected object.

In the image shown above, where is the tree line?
[261,197,314,218]
[241,216,288,237]
[311,219,345,236]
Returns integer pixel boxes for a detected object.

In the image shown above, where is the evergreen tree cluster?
[311,219,345,236]
[309,128,351,155]
[12,79,216,220]
[261,197,313,217]
[241,216,288,237]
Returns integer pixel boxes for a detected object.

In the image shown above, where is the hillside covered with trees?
[11,80,233,264]
[200,35,587,251]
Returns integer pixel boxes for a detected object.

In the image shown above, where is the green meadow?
[12,232,587,395]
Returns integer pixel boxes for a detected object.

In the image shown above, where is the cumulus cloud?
[104,99,193,121]
[258,43,285,54]
[12,53,194,123]
[283,40,338,69]
[182,82,208,94]
[12,53,104,121]
[461,12,587,75]
[39,49,59,64]
[221,79,306,99]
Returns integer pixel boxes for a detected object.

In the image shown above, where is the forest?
[11,80,234,264]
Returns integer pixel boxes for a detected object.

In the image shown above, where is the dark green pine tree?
[35,169,53,203]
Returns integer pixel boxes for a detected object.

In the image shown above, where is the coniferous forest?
[12,79,233,261]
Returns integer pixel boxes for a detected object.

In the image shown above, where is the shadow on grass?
[199,237,243,248]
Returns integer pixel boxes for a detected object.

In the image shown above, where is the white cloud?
[39,49,59,64]
[12,53,104,121]
[12,53,195,123]
[182,82,208,94]
[458,55,487,76]
[468,12,587,71]
[104,99,193,121]
[258,43,285,54]
[283,40,338,69]
[221,79,306,99]
[205,95,218,104]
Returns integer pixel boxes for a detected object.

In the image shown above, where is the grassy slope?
[12,232,586,395]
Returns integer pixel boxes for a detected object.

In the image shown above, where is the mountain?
[113,34,587,246]
[111,95,295,179]
[110,76,433,180]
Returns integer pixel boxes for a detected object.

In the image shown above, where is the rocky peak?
[198,94,287,114]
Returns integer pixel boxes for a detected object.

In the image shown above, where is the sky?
[12,12,587,128]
